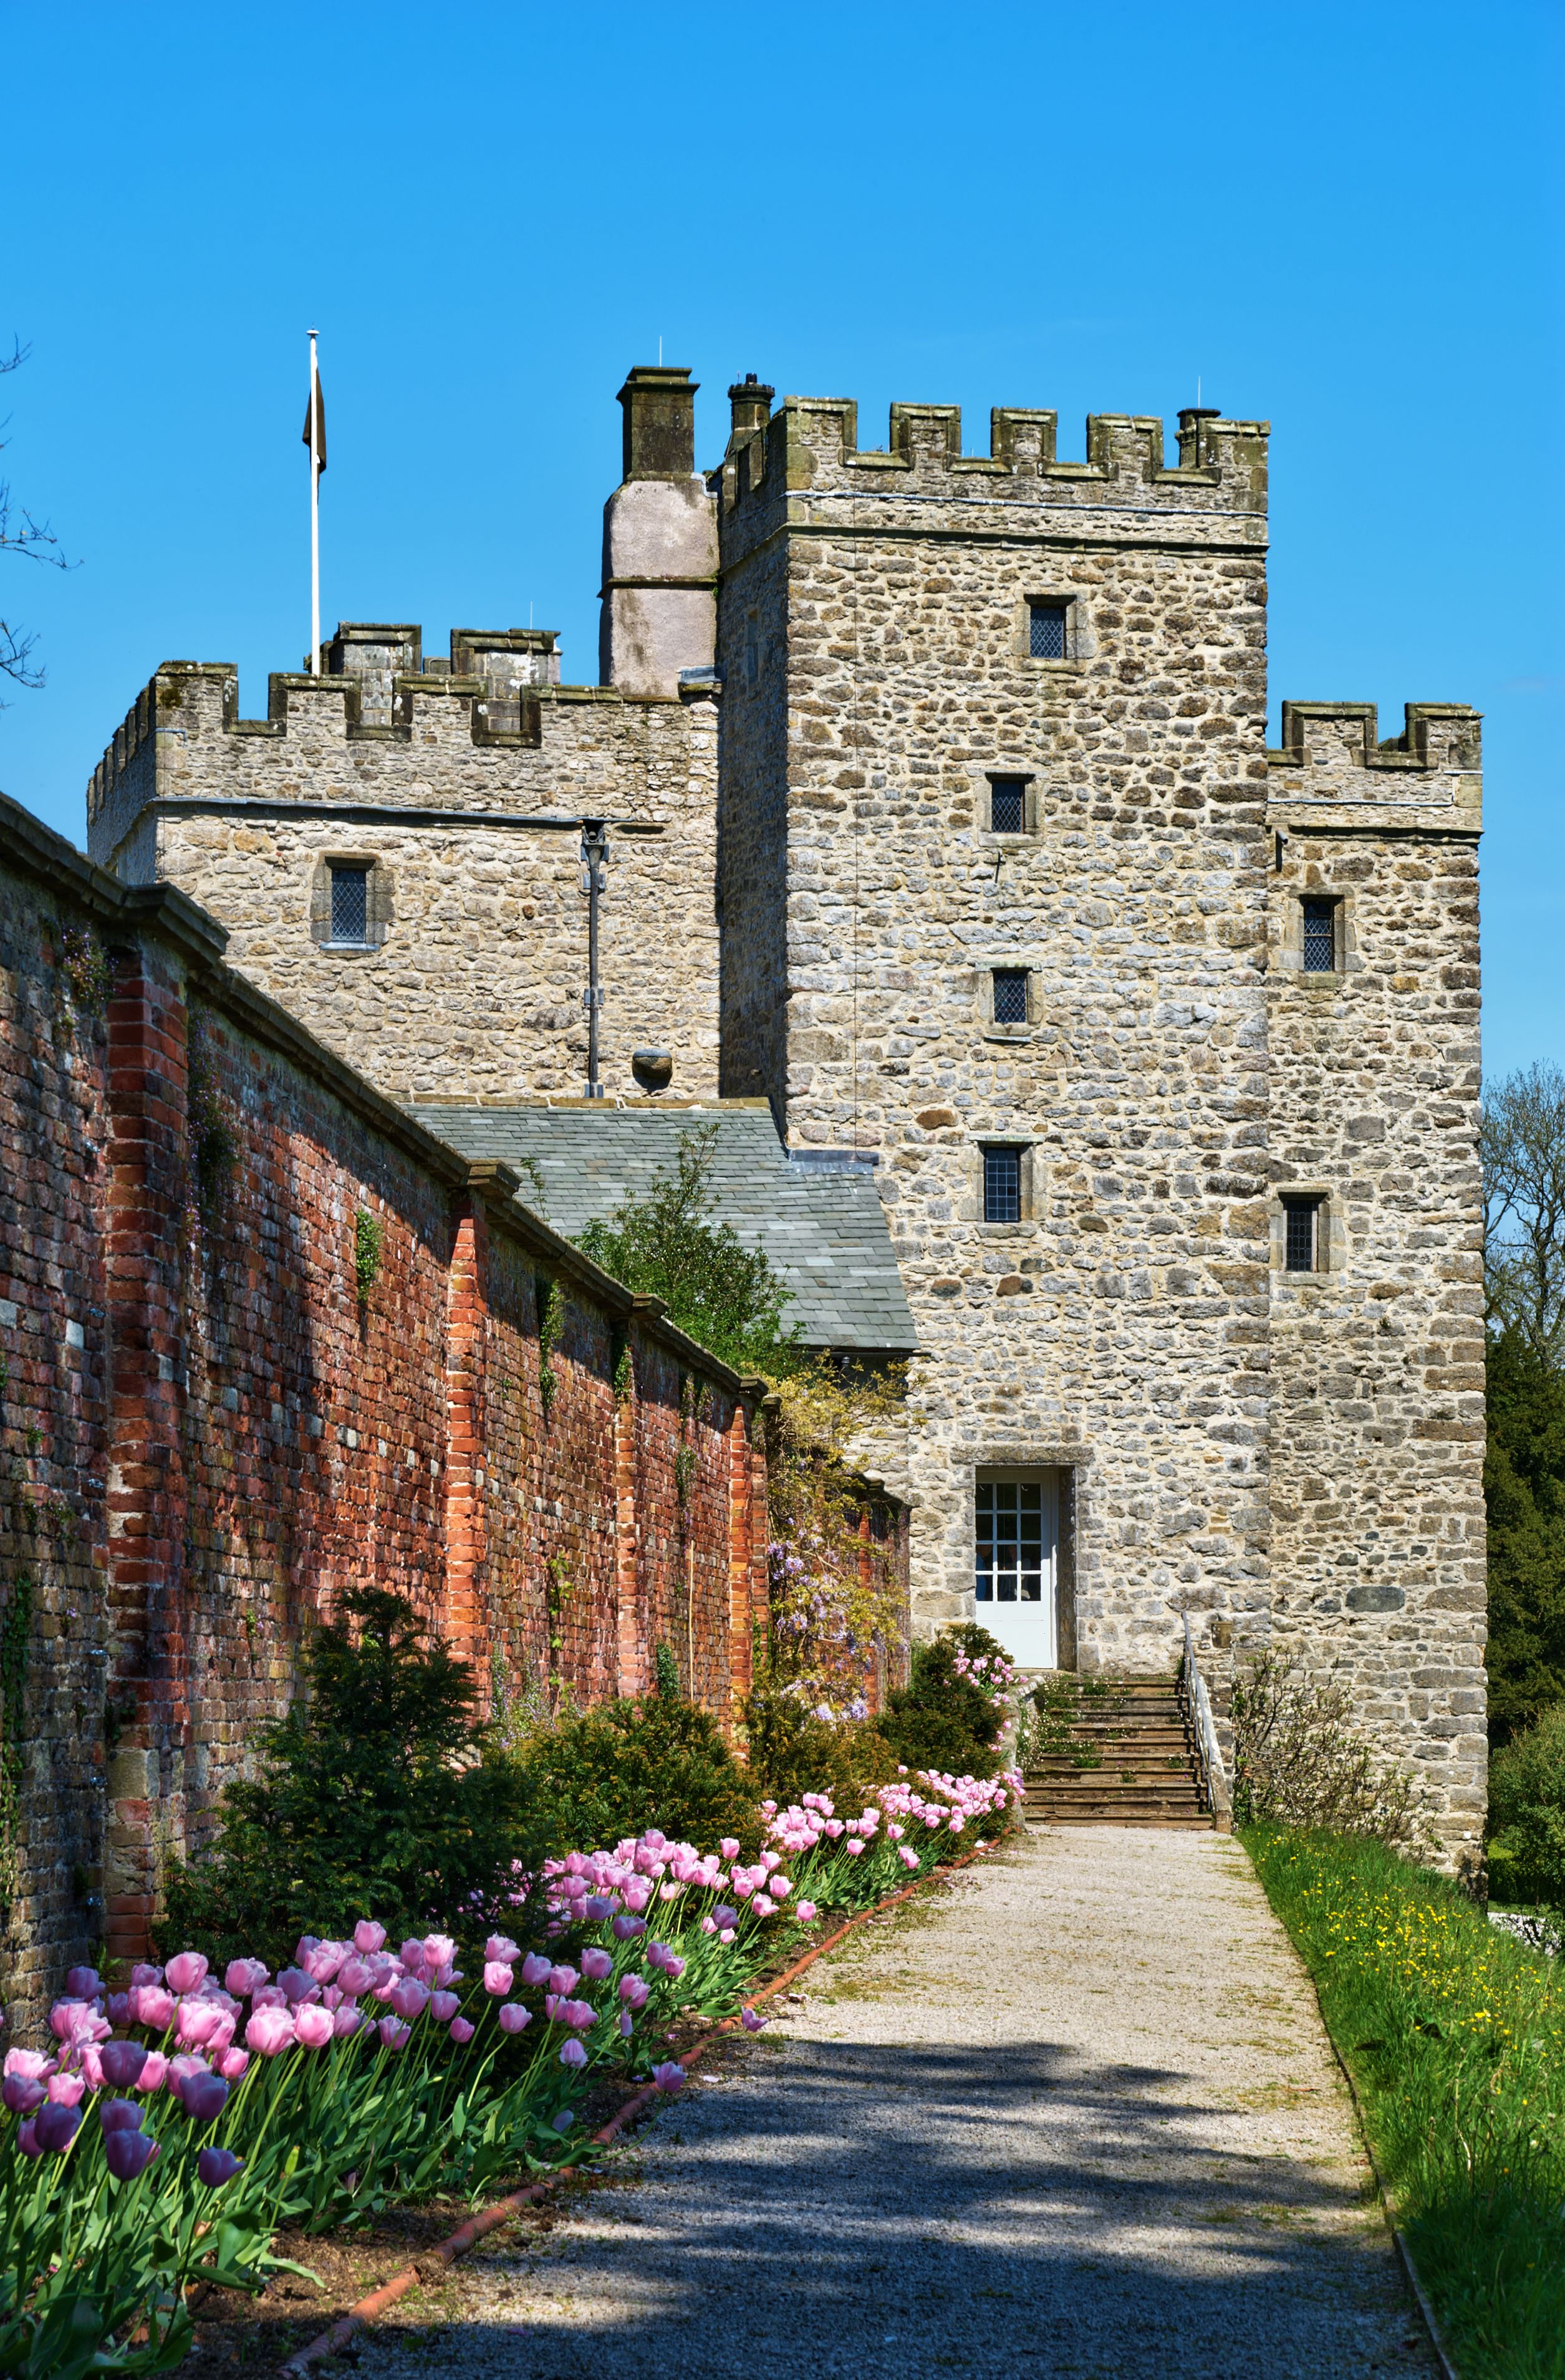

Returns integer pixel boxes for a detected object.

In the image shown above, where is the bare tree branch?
[1483,1062,1565,1360]
[0,338,74,703]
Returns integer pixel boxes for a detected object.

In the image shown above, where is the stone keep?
[87,368,1486,1862]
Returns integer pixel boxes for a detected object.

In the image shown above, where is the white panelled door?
[975,1471,1059,1668]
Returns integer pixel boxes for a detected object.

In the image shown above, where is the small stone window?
[1301,896,1338,973]
[992,968,1029,1026]
[983,1146,1024,1223]
[329,865,370,947]
[1283,1194,1324,1274]
[1029,601,1067,659]
[990,777,1028,835]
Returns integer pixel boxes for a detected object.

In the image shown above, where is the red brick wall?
[0,797,777,2020]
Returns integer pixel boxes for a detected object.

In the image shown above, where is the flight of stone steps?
[1022,1674,1213,1828]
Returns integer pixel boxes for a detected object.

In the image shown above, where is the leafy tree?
[1488,1701,1565,1916]
[1483,1063,1565,1360]
[1,343,71,703]
[161,1589,531,1967]
[1485,1328,1565,1746]
[576,1125,800,1376]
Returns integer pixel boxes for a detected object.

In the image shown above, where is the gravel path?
[352,1826,1435,2379]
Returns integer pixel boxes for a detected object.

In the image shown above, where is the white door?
[975,1471,1059,1668]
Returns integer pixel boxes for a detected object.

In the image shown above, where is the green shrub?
[162,1589,531,1969]
[743,1690,898,1809]
[514,1692,760,1856]
[1489,1701,1565,1915]
[877,1623,1009,1778]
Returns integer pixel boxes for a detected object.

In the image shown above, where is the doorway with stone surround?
[975,1469,1074,1670]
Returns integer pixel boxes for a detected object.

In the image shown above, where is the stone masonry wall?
[720,394,1275,1681]
[1264,702,1486,1859]
[0,792,778,2026]
[85,653,721,1106]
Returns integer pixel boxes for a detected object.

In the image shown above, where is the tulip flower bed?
[1,1766,1018,2375]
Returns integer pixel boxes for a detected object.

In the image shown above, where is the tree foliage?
[1485,1328,1565,1746]
[577,1125,801,1377]
[1230,1651,1425,1843]
[162,1589,531,1967]
[877,1623,1010,1778]
[510,1692,760,1857]
[1483,1062,1565,1360]
[0,343,71,703]
[1488,1701,1565,1917]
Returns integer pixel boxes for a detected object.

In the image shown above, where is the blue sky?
[2,2,1559,1077]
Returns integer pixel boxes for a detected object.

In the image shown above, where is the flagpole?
[308,329,320,675]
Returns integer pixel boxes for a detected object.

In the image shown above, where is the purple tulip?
[651,2061,685,2094]
[104,2128,159,2182]
[99,2099,145,2135]
[497,2002,531,2035]
[582,1895,615,1922]
[352,1920,387,1955]
[378,2018,411,2052]
[618,1974,650,2010]
[619,2010,634,2039]
[65,1967,103,2001]
[449,2017,475,2045]
[558,2038,588,2070]
[165,1952,209,1997]
[711,1906,739,1932]
[197,2146,244,2189]
[579,1947,613,1984]
[34,2101,81,2153]
[99,2040,147,2091]
[179,2071,230,2126]
[612,1914,646,1942]
[16,2120,42,2157]
[388,1979,429,2022]
[547,1965,579,1997]
[2,2076,46,2115]
[740,2009,766,2033]
[276,1967,315,2007]
[551,2108,575,2133]
[520,1952,552,1988]
[430,1991,460,2023]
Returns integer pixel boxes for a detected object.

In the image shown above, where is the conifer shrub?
[743,1689,900,1808]
[1488,1701,1565,1916]
[162,1589,532,1968]
[513,1691,761,1858]
[877,1622,1010,1778]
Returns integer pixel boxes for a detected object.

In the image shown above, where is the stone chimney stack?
[727,372,774,449]
[599,366,717,697]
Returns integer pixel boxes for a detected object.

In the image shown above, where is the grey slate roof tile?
[405,1102,918,1355]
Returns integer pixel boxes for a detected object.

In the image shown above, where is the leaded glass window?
[1029,602,1067,659]
[990,778,1026,835]
[1283,1195,1322,1273]
[329,865,369,945]
[1302,896,1337,972]
[993,968,1028,1025]
[983,1146,1022,1222]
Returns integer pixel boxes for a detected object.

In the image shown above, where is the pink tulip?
[353,1921,387,1955]
[99,2098,145,2134]
[245,2007,296,2056]
[483,1934,519,1965]
[46,2071,86,2106]
[294,2005,334,2050]
[562,1999,597,2030]
[175,2000,223,2048]
[331,2007,363,2042]
[719,1838,740,1862]
[398,1939,426,1973]
[165,1952,208,1996]
[558,2038,587,2070]
[622,1881,653,1915]
[424,1932,459,1969]
[378,2018,411,2052]
[137,2051,169,2092]
[769,1876,792,1899]
[104,2128,158,2181]
[216,2047,250,2080]
[225,1959,269,1999]
[650,2061,685,2094]
[795,1901,817,1924]
[430,1990,460,2023]
[899,1845,920,1869]
[498,2002,531,2035]
[547,1965,579,1996]
[520,1952,552,1989]
[301,1941,348,1985]
[449,2017,475,2045]
[618,1975,650,2010]
[482,1963,513,1999]
[845,1839,865,1858]
[2,2050,51,2083]
[336,1955,373,1997]
[579,1947,613,1983]
[132,1985,177,2030]
[741,2009,766,2033]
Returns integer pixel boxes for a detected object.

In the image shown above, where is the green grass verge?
[1243,1825,1565,2380]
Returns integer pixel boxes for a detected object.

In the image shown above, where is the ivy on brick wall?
[185,1015,237,1227]
[0,1574,34,1909]
[58,924,108,1025]
[537,1278,563,1413]
[354,1207,384,1307]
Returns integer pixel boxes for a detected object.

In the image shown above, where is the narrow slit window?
[1029,601,1067,659]
[992,968,1029,1025]
[983,1146,1023,1223]
[990,778,1027,835]
[1283,1195,1324,1274]
[975,1479,1045,1603]
[329,865,369,946]
[1301,896,1337,972]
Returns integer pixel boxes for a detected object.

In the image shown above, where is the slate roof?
[405,1101,918,1356]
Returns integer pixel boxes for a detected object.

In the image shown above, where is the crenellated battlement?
[1266,702,1483,819]
[720,391,1268,522]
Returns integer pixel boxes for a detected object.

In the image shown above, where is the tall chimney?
[727,372,774,449]
[599,367,717,697]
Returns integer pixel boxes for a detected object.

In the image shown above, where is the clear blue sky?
[2,2,1559,1077]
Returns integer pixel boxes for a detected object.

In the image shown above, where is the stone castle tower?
[86,365,1487,1862]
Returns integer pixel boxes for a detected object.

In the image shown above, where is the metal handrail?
[1182,1612,1233,1833]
